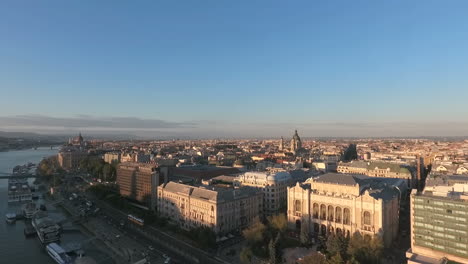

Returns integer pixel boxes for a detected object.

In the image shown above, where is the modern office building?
[287,173,404,247]
[157,182,263,234]
[407,175,468,264]
[235,170,293,216]
[116,162,161,209]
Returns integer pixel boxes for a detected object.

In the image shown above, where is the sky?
[0,0,468,138]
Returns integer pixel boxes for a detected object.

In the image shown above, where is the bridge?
[0,172,38,179]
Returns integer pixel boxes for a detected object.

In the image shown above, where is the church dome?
[292,130,301,141]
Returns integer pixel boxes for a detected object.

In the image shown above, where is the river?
[0,147,113,264]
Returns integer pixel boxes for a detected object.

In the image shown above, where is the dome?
[292,130,301,141]
[266,171,292,183]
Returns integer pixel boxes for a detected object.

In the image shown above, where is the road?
[58,189,169,264]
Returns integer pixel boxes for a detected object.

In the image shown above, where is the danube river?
[0,147,112,264]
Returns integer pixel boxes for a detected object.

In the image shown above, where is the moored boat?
[46,243,73,264]
[5,213,16,224]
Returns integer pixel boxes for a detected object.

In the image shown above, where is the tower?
[290,130,302,153]
[279,137,284,151]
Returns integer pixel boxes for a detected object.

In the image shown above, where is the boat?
[8,178,33,203]
[46,243,73,264]
[32,211,61,244]
[5,213,16,224]
[22,202,37,219]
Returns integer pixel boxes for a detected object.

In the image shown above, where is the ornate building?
[157,182,262,234]
[290,130,302,153]
[68,132,85,147]
[287,173,404,247]
[337,160,415,188]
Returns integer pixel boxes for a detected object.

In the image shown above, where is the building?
[157,182,263,234]
[68,132,85,147]
[431,161,468,176]
[290,130,302,153]
[406,175,468,264]
[104,152,120,164]
[169,165,241,183]
[287,173,404,247]
[279,136,285,151]
[116,162,162,209]
[235,170,293,216]
[57,148,87,170]
[337,160,415,188]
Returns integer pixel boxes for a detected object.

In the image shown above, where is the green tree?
[268,233,281,264]
[326,232,348,259]
[268,238,277,264]
[300,222,310,245]
[103,164,111,181]
[347,232,383,264]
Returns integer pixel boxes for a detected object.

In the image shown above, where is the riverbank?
[56,201,122,264]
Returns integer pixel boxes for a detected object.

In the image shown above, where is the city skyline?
[1,1,468,137]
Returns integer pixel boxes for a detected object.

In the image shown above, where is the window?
[312,203,319,219]
[335,207,342,223]
[343,208,351,225]
[320,204,327,220]
[294,200,301,212]
[363,211,371,225]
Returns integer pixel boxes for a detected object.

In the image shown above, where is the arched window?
[320,204,327,220]
[335,207,342,223]
[343,208,350,225]
[363,211,371,225]
[294,200,301,212]
[328,205,334,221]
[312,203,319,219]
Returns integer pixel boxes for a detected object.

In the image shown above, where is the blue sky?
[0,1,467,137]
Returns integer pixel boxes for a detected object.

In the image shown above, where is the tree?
[299,252,327,264]
[347,232,383,264]
[327,254,344,264]
[300,222,310,245]
[240,247,253,264]
[268,238,277,264]
[268,213,287,233]
[103,164,111,181]
[368,235,384,263]
[326,232,348,259]
[243,217,266,244]
[269,233,281,264]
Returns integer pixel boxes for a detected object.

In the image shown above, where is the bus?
[127,214,144,226]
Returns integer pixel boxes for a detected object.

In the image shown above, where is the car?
[148,245,154,250]
[115,234,120,238]
[164,257,171,264]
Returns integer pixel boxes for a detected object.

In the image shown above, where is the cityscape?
[1,1,468,264]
